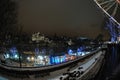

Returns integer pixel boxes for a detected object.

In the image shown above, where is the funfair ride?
[94,0,120,42]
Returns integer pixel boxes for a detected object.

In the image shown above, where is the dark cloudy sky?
[18,0,109,39]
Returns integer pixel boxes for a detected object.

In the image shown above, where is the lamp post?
[18,45,22,68]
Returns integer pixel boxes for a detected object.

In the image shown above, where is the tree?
[0,0,18,34]
[0,0,18,45]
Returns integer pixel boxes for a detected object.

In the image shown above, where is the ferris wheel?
[94,0,120,26]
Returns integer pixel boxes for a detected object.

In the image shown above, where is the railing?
[0,48,101,72]
[0,44,99,68]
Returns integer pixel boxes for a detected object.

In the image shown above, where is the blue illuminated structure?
[106,18,119,42]
[50,55,66,65]
[77,48,81,52]
[35,48,39,54]
[41,49,46,55]
[68,49,73,55]
[77,48,81,56]
[77,46,84,52]
[9,47,19,59]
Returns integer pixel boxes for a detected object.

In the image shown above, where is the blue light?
[77,48,81,52]
[82,52,85,56]
[106,18,118,42]
[62,55,66,62]
[60,57,62,63]
[14,54,18,58]
[35,48,39,54]
[9,47,18,58]
[50,56,60,64]
[60,55,66,63]
[68,49,73,55]
[50,56,55,64]
[5,53,9,59]
[77,47,85,56]
[10,47,17,53]
[50,55,66,64]
[51,57,55,64]
[57,56,60,63]
[54,56,60,64]
[41,49,46,55]
[55,57,58,64]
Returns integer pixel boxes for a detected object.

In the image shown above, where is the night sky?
[18,0,109,39]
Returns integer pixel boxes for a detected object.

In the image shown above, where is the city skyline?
[18,0,109,40]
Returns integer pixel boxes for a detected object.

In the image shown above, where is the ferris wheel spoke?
[94,0,120,25]
[112,3,119,16]
[105,2,116,11]
[99,0,114,5]
[103,2,113,9]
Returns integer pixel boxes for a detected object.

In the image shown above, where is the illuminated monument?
[94,0,120,42]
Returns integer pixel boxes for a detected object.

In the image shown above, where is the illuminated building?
[32,32,50,43]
